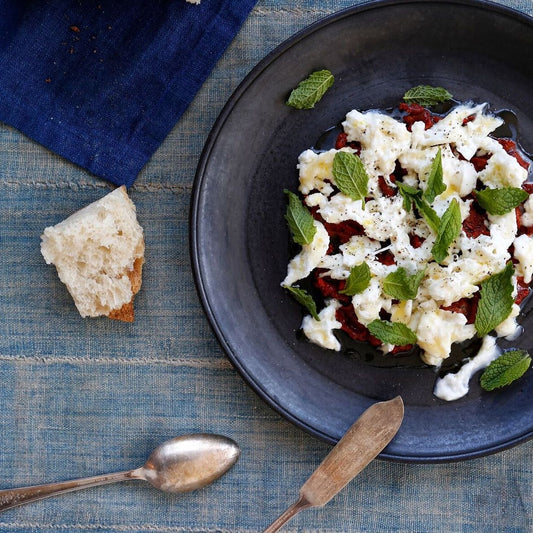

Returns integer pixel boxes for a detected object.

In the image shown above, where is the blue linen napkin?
[0,0,256,187]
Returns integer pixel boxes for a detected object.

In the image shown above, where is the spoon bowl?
[0,433,240,512]
[134,434,241,493]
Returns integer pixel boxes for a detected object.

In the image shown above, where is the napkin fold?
[0,0,257,187]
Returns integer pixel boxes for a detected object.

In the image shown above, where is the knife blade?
[262,396,404,533]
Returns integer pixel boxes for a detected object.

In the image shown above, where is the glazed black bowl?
[190,0,533,462]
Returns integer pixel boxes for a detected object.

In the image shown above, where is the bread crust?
[107,255,144,322]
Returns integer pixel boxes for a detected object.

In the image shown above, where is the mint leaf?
[383,267,425,300]
[283,285,319,320]
[397,182,421,212]
[340,262,371,296]
[480,349,531,391]
[475,262,515,337]
[367,319,417,346]
[403,85,453,106]
[284,190,316,246]
[475,187,529,215]
[286,69,334,109]
[414,195,441,234]
[332,151,369,206]
[423,148,446,203]
[397,182,440,232]
[431,199,461,263]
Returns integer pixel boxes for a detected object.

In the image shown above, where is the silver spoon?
[0,433,240,512]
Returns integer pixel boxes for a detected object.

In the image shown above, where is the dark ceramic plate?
[190,0,533,462]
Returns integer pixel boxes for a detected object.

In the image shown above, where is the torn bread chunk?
[41,186,145,322]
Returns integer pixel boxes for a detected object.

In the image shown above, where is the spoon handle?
[262,495,312,533]
[0,470,134,512]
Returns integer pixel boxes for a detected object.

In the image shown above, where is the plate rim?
[190,0,533,463]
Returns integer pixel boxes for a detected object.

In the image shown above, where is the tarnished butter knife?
[263,396,404,533]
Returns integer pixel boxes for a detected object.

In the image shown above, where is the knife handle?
[262,494,313,533]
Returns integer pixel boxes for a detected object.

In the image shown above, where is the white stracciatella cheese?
[513,234,533,283]
[344,110,411,181]
[302,299,343,351]
[283,101,532,400]
[434,335,501,401]
[415,309,476,367]
[282,221,329,286]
